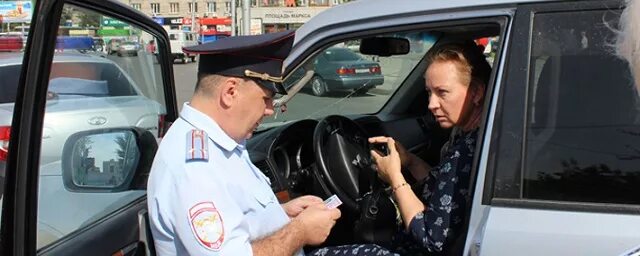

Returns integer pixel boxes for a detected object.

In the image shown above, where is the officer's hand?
[282,195,323,218]
[294,204,341,245]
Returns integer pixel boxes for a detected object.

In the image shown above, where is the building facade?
[122,0,352,36]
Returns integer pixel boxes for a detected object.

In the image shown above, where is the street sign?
[152,17,164,25]
[97,29,130,36]
[101,16,126,27]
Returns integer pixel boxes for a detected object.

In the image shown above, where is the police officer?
[147,30,342,255]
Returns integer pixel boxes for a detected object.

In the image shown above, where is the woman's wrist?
[389,173,406,188]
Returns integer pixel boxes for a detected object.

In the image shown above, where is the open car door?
[1,0,177,255]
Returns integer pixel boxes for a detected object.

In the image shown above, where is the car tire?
[310,76,328,97]
[190,56,197,62]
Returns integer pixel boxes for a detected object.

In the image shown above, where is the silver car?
[0,52,164,246]
[0,52,164,167]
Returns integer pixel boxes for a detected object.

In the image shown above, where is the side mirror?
[62,127,158,193]
[359,37,410,56]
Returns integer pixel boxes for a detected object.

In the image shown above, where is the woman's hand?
[369,137,404,185]
[369,136,413,168]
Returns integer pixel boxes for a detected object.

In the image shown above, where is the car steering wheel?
[312,115,383,213]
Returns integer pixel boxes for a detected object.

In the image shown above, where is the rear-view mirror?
[359,37,410,56]
[62,127,157,193]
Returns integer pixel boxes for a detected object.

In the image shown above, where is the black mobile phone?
[369,142,390,156]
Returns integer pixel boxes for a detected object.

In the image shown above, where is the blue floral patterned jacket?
[395,128,478,254]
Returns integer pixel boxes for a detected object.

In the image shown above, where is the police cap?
[183,30,295,95]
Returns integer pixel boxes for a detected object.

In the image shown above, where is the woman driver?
[369,41,491,255]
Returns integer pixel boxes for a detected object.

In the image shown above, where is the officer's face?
[238,79,275,139]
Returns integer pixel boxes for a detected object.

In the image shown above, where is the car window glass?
[513,9,640,205]
[323,48,361,61]
[0,0,32,208]
[264,32,438,126]
[35,4,167,249]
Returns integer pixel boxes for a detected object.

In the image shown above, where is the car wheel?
[190,56,197,62]
[117,52,122,57]
[310,76,328,97]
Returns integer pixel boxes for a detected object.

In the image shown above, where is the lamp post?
[191,0,196,32]
[242,0,249,35]
[231,0,236,36]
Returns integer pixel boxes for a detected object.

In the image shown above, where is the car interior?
[62,21,503,256]
[243,22,501,255]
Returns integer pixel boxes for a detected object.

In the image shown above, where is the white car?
[0,52,164,172]
[0,51,165,247]
[3,0,640,255]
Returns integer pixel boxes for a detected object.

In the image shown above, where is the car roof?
[294,0,553,44]
[284,0,557,70]
[0,52,114,66]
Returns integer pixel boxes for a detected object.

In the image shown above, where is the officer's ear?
[220,76,242,107]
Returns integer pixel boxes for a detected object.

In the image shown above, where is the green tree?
[77,11,100,28]
[61,6,73,22]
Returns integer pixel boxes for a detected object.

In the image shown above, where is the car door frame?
[1,0,177,255]
[471,0,640,255]
[282,5,514,254]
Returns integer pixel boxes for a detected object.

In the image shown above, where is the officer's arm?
[251,218,305,256]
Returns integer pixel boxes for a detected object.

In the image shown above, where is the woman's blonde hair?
[425,42,492,90]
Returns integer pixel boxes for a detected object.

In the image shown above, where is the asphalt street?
[171,55,418,125]
[109,53,419,126]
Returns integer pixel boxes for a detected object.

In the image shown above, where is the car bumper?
[325,75,384,90]
[118,50,138,55]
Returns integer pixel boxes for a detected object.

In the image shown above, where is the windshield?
[259,31,439,130]
[324,48,362,61]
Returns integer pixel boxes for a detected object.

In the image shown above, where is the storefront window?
[262,0,284,7]
[263,24,302,33]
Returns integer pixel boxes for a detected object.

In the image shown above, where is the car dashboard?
[247,119,319,197]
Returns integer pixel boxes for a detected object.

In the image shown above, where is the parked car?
[0,52,164,170]
[0,50,166,248]
[107,38,122,55]
[0,34,23,52]
[3,0,640,256]
[116,41,140,56]
[304,47,384,96]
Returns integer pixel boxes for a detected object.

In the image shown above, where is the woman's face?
[425,60,477,129]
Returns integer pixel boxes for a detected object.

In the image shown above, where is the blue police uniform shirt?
[147,103,303,256]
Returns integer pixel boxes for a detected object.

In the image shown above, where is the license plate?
[355,68,369,73]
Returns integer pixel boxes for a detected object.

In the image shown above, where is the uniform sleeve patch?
[186,129,209,162]
[189,202,224,251]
